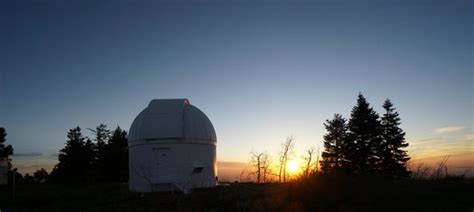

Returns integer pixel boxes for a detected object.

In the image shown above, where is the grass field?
[1,175,473,212]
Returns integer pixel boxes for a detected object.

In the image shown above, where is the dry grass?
[1,175,473,212]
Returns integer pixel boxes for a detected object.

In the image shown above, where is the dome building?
[128,99,217,192]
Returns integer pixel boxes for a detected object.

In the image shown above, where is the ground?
[1,176,473,211]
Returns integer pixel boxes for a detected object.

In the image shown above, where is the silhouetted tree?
[88,124,110,181]
[250,152,264,183]
[379,99,410,177]
[278,136,295,182]
[260,153,272,182]
[50,127,92,183]
[346,93,383,174]
[0,127,14,170]
[91,124,110,154]
[320,114,348,172]
[432,156,450,180]
[249,152,272,183]
[301,147,316,177]
[313,146,321,173]
[0,127,6,144]
[102,126,128,182]
[83,138,97,181]
[50,125,128,183]
[18,173,34,184]
[23,173,33,183]
[33,168,49,183]
[13,168,23,184]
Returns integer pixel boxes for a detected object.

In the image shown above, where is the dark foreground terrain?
[1,175,473,212]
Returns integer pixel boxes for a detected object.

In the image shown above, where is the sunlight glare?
[286,160,299,174]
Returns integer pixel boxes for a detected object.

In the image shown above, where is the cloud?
[410,137,443,146]
[49,153,59,158]
[410,152,474,176]
[13,152,43,157]
[465,134,474,140]
[435,126,465,133]
[218,161,247,167]
[14,163,55,175]
[217,161,248,182]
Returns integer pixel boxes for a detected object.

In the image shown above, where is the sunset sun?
[286,160,299,174]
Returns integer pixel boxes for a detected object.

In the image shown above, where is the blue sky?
[1,0,472,175]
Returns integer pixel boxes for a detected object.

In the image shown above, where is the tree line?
[49,124,128,183]
[1,124,128,184]
[320,93,410,177]
[4,93,411,184]
[247,93,410,182]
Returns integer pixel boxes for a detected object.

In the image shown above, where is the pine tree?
[320,114,348,172]
[50,127,92,183]
[88,124,111,182]
[33,168,49,183]
[347,93,383,175]
[102,126,128,182]
[380,99,410,177]
[0,127,14,170]
[83,138,97,181]
[90,124,110,162]
[0,127,14,187]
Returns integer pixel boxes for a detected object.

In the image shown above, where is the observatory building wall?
[128,99,217,192]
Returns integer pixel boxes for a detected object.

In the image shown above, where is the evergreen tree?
[380,99,410,177]
[33,168,49,183]
[347,93,383,174]
[50,127,92,183]
[88,124,110,181]
[50,125,128,183]
[320,114,348,172]
[0,127,14,170]
[102,126,128,182]
[23,173,33,184]
[92,124,110,152]
[90,124,110,161]
[83,138,97,181]
[0,127,14,187]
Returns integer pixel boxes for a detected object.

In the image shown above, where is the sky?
[1,0,472,178]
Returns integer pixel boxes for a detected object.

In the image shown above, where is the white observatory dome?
[129,99,217,144]
[128,99,217,192]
